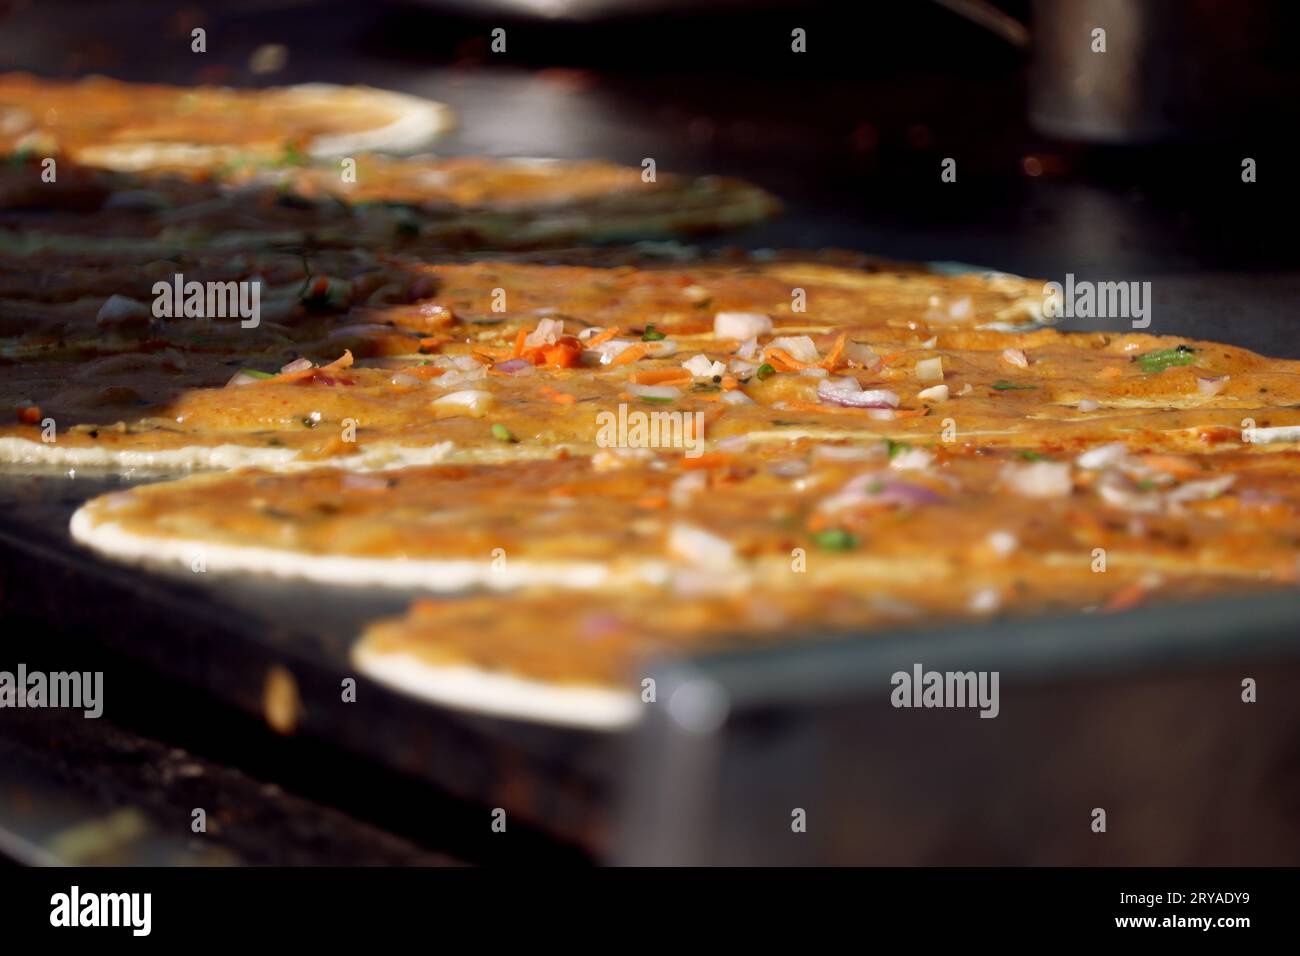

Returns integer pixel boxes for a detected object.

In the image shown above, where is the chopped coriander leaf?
[811,528,859,551]
[639,395,675,404]
[641,324,667,342]
[884,438,912,459]
[239,368,274,379]
[1018,450,1053,461]
[755,362,776,381]
[991,380,1037,391]
[491,423,515,442]
[1136,479,1158,491]
[692,383,721,393]
[280,141,309,167]
[1135,345,1197,373]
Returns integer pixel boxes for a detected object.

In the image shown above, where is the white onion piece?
[682,354,725,379]
[890,447,934,471]
[437,365,486,388]
[389,372,426,387]
[987,530,1018,556]
[728,358,759,376]
[1076,442,1127,470]
[800,367,829,378]
[225,370,263,387]
[668,523,736,568]
[433,389,494,416]
[734,337,760,360]
[1196,375,1228,396]
[867,408,896,420]
[628,383,681,401]
[645,339,678,359]
[524,317,563,348]
[714,311,772,340]
[279,356,313,374]
[1167,474,1235,503]
[721,390,754,405]
[817,379,900,408]
[1002,461,1073,497]
[1001,348,1029,369]
[843,342,881,369]
[918,384,949,402]
[768,335,819,363]
[1077,399,1100,412]
[915,357,944,382]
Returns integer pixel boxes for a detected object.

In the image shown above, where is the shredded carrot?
[877,352,900,367]
[720,374,740,391]
[631,368,692,386]
[1137,454,1199,477]
[763,347,817,371]
[891,407,930,419]
[511,327,528,359]
[681,452,734,471]
[610,344,649,367]
[473,345,513,361]
[586,327,621,347]
[539,337,584,369]
[1101,582,1149,613]
[540,385,576,404]
[820,333,848,371]
[262,350,354,385]
[418,335,450,352]
[635,495,668,509]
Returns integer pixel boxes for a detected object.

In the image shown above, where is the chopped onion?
[819,473,945,512]
[1002,460,1073,497]
[817,379,899,408]
[682,354,726,379]
[890,447,933,471]
[843,342,881,369]
[1001,348,1028,369]
[867,408,896,420]
[668,523,736,568]
[1077,399,1100,412]
[728,358,759,376]
[768,335,820,363]
[644,338,678,358]
[225,370,263,387]
[800,366,830,378]
[1167,474,1235,503]
[524,317,564,348]
[433,389,494,416]
[987,530,1018,556]
[721,390,754,405]
[389,372,426,388]
[915,356,944,382]
[1075,442,1127,470]
[918,384,949,402]
[1196,375,1228,396]
[279,356,313,375]
[714,311,772,340]
[628,383,681,401]
[495,358,533,375]
[734,337,760,360]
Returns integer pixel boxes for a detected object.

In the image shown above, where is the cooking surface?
[1,1,1297,864]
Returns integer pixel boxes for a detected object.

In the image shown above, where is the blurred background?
[0,0,1297,289]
